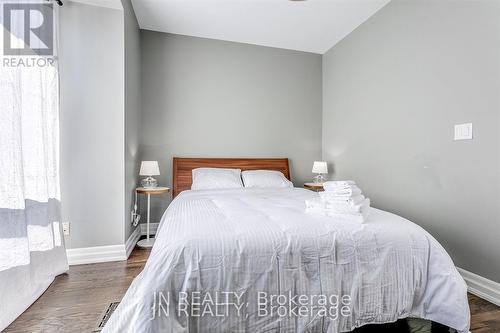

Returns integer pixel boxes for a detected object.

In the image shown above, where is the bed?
[103,158,470,333]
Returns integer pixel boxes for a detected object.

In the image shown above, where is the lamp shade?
[139,161,160,176]
[312,161,328,174]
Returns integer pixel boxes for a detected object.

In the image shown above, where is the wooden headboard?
[172,157,290,198]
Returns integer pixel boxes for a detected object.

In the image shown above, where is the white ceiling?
[131,0,390,54]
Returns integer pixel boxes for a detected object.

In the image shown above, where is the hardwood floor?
[4,247,151,333]
[469,293,500,332]
[5,247,500,333]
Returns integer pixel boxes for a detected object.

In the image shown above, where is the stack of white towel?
[305,181,370,223]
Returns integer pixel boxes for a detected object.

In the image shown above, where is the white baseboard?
[67,226,141,266]
[140,222,159,236]
[125,226,141,257]
[457,267,500,306]
[67,244,127,265]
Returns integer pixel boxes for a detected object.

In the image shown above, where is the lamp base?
[137,238,155,248]
[313,174,325,184]
[141,176,158,188]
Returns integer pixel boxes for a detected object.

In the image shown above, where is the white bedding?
[103,188,470,333]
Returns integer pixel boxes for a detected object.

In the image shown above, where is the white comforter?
[103,188,470,333]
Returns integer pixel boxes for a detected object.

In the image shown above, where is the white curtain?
[0,2,68,330]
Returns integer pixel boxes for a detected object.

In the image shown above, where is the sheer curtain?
[0,2,68,330]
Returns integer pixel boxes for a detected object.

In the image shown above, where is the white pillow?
[191,168,243,190]
[241,170,293,188]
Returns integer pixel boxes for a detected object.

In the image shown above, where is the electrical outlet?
[62,222,70,236]
[454,123,473,140]
[131,211,140,227]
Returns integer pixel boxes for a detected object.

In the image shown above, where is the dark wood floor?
[5,247,500,333]
[469,293,500,333]
[5,247,150,333]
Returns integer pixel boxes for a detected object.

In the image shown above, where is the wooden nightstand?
[304,182,324,192]
[135,187,170,248]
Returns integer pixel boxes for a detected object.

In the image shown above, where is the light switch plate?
[454,123,473,140]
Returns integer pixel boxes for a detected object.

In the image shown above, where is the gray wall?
[122,0,142,242]
[322,0,500,282]
[140,32,322,220]
[59,2,125,248]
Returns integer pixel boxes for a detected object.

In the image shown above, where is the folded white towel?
[305,198,370,223]
[319,193,365,205]
[305,198,324,210]
[323,185,361,197]
[323,180,355,189]
[324,198,370,214]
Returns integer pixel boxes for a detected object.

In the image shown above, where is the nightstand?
[135,187,170,248]
[304,182,324,192]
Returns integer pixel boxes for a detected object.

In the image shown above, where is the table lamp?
[140,161,160,188]
[312,161,328,184]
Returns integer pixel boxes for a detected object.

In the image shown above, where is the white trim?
[68,0,123,10]
[67,245,126,265]
[140,222,159,236]
[67,226,142,265]
[126,226,141,258]
[457,267,500,306]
